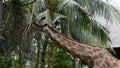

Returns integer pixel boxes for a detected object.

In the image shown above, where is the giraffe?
[33,18,120,68]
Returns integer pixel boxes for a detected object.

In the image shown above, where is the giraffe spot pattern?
[98,52,104,59]
[44,25,120,68]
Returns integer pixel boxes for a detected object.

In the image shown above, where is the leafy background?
[0,0,120,68]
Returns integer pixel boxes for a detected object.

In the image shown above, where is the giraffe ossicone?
[33,18,120,68]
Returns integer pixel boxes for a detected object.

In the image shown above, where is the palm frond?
[57,0,111,46]
[70,18,110,46]
[74,0,120,23]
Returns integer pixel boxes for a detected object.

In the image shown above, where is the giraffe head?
[33,17,46,27]
[32,17,47,31]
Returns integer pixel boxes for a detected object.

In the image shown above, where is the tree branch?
[22,0,37,6]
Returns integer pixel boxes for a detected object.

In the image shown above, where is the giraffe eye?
[41,17,46,20]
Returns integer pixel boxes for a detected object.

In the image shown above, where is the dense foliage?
[0,0,120,68]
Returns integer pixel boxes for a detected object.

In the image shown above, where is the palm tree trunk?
[41,37,48,68]
[47,47,53,68]
[36,45,40,68]
[0,0,3,24]
[11,0,26,67]
[36,34,41,68]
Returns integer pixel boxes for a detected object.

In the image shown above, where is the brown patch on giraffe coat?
[67,41,77,47]
[100,63,107,68]
[86,50,93,55]
[104,56,109,61]
[66,42,73,47]
[98,52,104,59]
[113,63,119,67]
[93,47,101,52]
[93,55,99,60]
[95,59,101,66]
[86,46,92,50]
[62,37,68,41]
[74,45,86,52]
[104,60,111,67]
[109,57,114,62]
[55,34,61,38]
[81,55,91,62]
[70,45,86,54]
[71,42,77,45]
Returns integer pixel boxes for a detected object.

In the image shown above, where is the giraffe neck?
[42,24,120,68]
[43,25,96,65]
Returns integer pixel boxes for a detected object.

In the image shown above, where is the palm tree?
[1,0,35,67]
[0,0,3,24]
